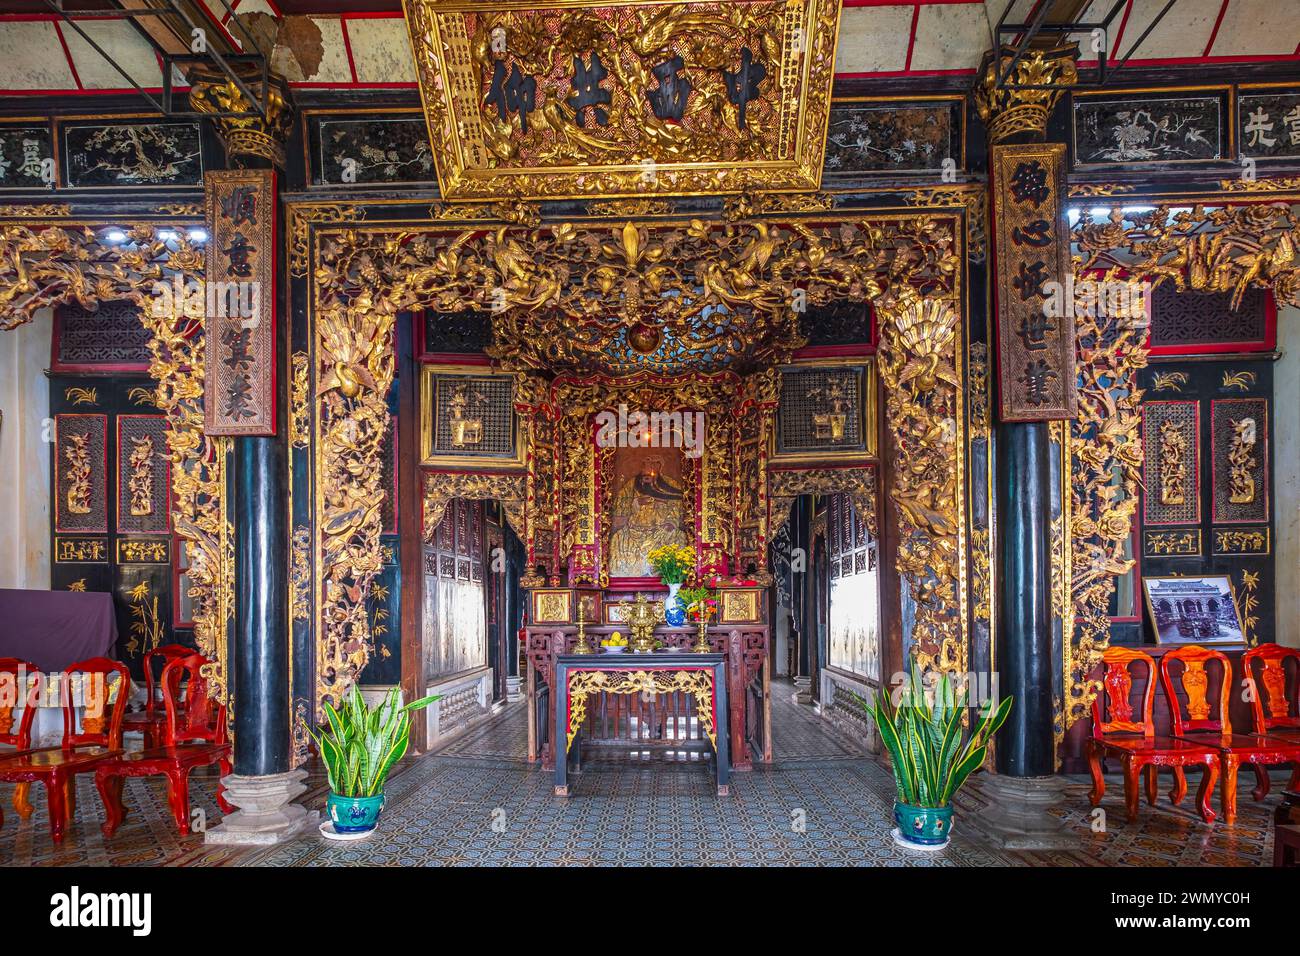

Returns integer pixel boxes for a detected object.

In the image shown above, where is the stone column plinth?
[204,769,318,846]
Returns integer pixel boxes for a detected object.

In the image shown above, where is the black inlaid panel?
[823,100,961,174]
[1073,94,1224,165]
[1238,90,1300,160]
[313,116,434,185]
[61,120,203,187]
[0,124,53,189]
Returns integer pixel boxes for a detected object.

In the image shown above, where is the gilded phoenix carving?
[876,288,965,676]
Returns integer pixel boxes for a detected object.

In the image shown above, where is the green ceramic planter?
[327,792,385,834]
[893,802,953,847]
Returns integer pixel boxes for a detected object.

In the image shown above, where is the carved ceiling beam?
[313,213,960,376]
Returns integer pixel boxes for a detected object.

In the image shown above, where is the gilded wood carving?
[1063,194,1300,735]
[402,0,842,199]
[565,668,717,751]
[311,208,967,711]
[0,219,231,701]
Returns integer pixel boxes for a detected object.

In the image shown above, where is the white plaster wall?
[1276,304,1299,648]
[0,309,52,589]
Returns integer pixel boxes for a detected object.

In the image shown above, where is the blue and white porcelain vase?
[664,581,687,627]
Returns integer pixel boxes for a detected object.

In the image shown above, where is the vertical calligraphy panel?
[991,142,1076,421]
[204,169,277,436]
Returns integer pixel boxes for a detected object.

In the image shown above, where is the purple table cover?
[0,589,118,672]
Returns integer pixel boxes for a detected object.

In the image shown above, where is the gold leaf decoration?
[1221,369,1256,391]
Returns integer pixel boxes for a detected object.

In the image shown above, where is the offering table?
[553,652,730,797]
[525,623,770,772]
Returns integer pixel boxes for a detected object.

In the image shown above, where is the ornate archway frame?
[0,205,234,701]
[770,466,879,537]
[304,202,974,713]
[421,470,527,548]
[1058,179,1300,750]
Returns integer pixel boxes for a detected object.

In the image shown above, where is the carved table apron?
[553,653,730,797]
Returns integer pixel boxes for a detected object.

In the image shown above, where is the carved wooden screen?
[49,373,195,678]
[421,498,487,682]
[1135,357,1274,647]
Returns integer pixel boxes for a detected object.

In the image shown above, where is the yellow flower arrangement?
[646,544,696,585]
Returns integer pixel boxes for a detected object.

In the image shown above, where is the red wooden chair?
[95,653,232,838]
[0,658,41,819]
[1161,644,1300,826]
[122,644,193,749]
[1087,646,1220,823]
[0,657,130,842]
[1241,644,1300,798]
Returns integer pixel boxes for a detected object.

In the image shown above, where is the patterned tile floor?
[0,684,1279,866]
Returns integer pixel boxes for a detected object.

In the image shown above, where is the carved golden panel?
[718,587,761,624]
[401,0,842,199]
[420,364,525,468]
[532,588,574,624]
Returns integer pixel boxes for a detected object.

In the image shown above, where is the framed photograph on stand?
[1142,575,1247,646]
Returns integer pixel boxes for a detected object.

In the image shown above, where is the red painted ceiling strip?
[1203,0,1231,58]
[340,16,359,83]
[51,20,83,91]
[904,4,921,72]
[1111,0,1134,59]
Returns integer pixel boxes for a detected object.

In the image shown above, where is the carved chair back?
[1242,644,1300,734]
[1159,645,1233,735]
[160,653,225,746]
[60,657,130,750]
[0,658,41,751]
[142,644,193,715]
[1092,646,1156,737]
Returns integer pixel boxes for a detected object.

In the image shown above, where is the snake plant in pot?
[311,685,439,835]
[859,659,1012,849]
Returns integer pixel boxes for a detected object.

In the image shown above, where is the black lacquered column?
[977,44,1079,789]
[995,422,1054,775]
[234,420,290,775]
[229,149,290,777]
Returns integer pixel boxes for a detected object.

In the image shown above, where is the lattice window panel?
[778,367,863,454]
[55,301,152,369]
[1150,285,1268,351]
[1211,398,1268,524]
[431,374,515,457]
[54,413,108,533]
[380,414,397,534]
[1142,401,1200,526]
[116,415,170,535]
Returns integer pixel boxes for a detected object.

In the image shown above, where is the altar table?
[553,653,730,797]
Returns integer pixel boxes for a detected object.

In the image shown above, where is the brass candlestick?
[573,603,593,655]
[692,615,712,653]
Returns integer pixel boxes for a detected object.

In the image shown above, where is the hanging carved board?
[203,169,277,436]
[401,0,843,199]
[991,142,1077,421]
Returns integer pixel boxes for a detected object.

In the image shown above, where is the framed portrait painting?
[1142,575,1247,646]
